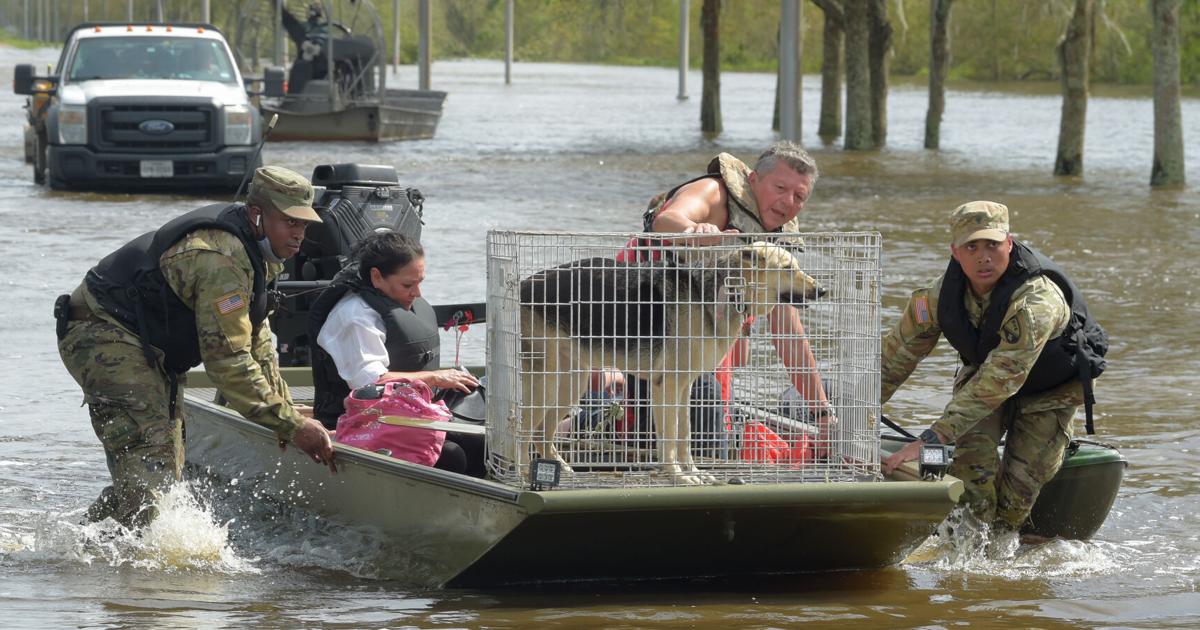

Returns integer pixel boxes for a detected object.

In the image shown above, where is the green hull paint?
[184,388,963,586]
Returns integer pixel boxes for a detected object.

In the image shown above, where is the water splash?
[8,482,258,574]
[905,507,1120,579]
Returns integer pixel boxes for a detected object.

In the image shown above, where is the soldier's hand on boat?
[881,439,923,475]
[423,368,479,394]
[288,418,338,473]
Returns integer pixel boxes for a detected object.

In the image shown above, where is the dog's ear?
[739,241,770,268]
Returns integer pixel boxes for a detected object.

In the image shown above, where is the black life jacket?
[84,203,269,375]
[309,266,440,426]
[938,240,1108,433]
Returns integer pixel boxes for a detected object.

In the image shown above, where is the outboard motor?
[272,163,426,366]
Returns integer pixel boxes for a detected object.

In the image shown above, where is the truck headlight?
[57,105,87,145]
[224,105,253,146]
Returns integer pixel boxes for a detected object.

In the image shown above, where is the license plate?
[139,160,174,178]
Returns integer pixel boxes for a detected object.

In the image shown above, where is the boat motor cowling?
[273,163,426,366]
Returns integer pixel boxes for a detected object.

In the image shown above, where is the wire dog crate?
[486,231,882,489]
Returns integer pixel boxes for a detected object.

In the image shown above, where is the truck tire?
[23,126,35,164]
[32,133,47,186]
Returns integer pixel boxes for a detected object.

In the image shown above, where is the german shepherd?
[519,241,823,484]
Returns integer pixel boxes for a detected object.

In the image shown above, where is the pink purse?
[334,378,450,466]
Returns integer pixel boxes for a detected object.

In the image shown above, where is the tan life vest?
[642,153,802,237]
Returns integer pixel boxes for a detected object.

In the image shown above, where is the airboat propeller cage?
[272,162,426,366]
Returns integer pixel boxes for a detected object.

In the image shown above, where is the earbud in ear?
[256,213,262,227]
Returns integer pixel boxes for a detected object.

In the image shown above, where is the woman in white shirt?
[310,232,480,473]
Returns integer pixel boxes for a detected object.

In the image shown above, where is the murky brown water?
[1,48,1198,628]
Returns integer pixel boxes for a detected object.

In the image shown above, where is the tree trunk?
[812,0,844,142]
[1054,0,1093,177]
[924,0,953,150]
[843,0,872,150]
[1151,0,1185,187]
[701,0,722,135]
[867,0,891,149]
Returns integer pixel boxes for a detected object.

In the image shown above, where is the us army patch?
[215,291,246,316]
[1002,315,1022,344]
[914,295,931,324]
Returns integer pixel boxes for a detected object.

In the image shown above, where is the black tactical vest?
[938,240,1108,433]
[309,266,440,426]
[84,203,269,375]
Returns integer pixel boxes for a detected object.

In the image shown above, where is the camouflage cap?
[949,200,1008,247]
[248,166,321,223]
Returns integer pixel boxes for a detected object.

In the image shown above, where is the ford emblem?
[139,119,175,135]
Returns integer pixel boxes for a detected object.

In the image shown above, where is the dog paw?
[675,473,705,486]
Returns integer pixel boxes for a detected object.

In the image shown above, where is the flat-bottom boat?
[260,89,447,142]
[184,370,963,587]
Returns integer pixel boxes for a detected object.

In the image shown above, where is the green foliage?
[3,0,1195,85]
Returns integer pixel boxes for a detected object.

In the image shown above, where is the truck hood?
[60,80,248,107]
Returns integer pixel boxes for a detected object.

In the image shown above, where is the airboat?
[251,0,445,141]
[183,164,1124,587]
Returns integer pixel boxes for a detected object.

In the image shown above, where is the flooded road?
[1,47,1198,628]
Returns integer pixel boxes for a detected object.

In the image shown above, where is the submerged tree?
[1054,0,1094,177]
[1151,0,1185,187]
[924,0,955,150]
[811,0,844,143]
[867,0,892,148]
[843,0,872,150]
[701,0,722,135]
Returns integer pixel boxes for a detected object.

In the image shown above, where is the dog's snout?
[780,276,825,306]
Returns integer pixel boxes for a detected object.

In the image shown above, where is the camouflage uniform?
[881,201,1084,532]
[58,166,320,528]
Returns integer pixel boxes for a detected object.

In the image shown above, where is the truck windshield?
[67,37,238,84]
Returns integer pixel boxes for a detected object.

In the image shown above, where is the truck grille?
[91,100,217,152]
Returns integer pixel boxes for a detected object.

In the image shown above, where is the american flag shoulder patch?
[913,294,931,324]
[215,291,246,315]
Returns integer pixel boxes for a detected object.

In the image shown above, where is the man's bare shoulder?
[674,176,726,204]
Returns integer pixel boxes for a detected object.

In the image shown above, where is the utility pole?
[778,0,801,142]
[274,0,283,66]
[418,0,431,90]
[393,0,400,73]
[202,0,210,23]
[677,0,689,100]
[504,0,513,84]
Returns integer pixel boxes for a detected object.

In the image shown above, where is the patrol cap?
[949,200,1008,247]
[248,166,321,223]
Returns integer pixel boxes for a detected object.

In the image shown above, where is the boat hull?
[261,89,447,142]
[184,392,963,586]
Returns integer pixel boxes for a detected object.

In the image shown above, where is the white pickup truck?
[13,22,283,191]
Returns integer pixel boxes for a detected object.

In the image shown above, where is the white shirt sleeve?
[316,293,390,389]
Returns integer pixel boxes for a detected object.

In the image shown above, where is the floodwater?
[1,46,1198,628]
